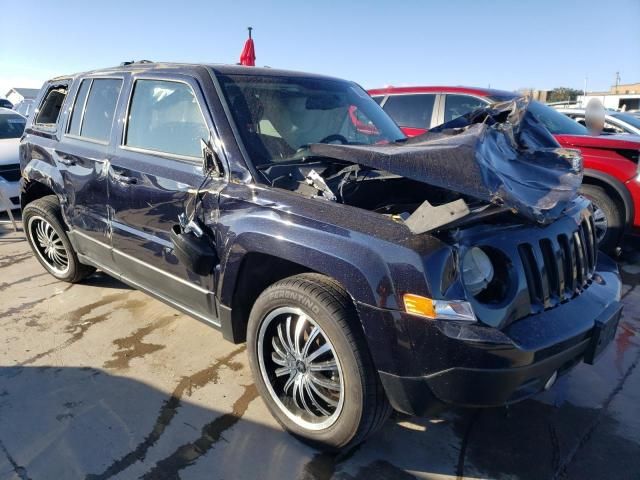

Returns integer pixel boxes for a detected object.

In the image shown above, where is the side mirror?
[585,98,605,136]
[200,138,224,177]
[170,224,218,276]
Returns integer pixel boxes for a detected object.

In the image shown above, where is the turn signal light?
[403,294,477,322]
[403,294,436,319]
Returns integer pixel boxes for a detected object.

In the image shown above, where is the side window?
[372,96,384,105]
[67,80,92,136]
[68,79,122,142]
[603,121,626,134]
[35,85,68,126]
[382,94,435,129]
[125,79,208,158]
[443,94,488,123]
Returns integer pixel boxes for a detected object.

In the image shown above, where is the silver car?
[0,108,26,210]
[557,107,640,135]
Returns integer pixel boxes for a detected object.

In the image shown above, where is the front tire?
[247,273,391,450]
[23,195,95,283]
[580,184,623,255]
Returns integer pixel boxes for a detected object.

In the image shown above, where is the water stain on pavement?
[0,284,73,324]
[0,438,31,480]
[300,442,365,480]
[18,293,138,366]
[0,272,47,292]
[140,384,258,480]
[104,314,177,370]
[0,252,34,269]
[86,346,246,480]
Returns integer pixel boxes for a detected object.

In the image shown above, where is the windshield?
[0,112,26,139]
[526,101,589,135]
[216,73,405,166]
[611,112,640,130]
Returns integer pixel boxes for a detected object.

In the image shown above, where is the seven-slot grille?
[518,214,597,312]
[0,164,20,182]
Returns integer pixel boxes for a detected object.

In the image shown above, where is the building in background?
[518,88,552,103]
[5,88,40,106]
[577,82,640,111]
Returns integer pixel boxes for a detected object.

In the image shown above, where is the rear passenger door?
[58,76,123,267]
[108,73,220,324]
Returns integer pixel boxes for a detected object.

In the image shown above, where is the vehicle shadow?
[0,366,311,480]
[81,271,134,290]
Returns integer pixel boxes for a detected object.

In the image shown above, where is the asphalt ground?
[1,217,639,480]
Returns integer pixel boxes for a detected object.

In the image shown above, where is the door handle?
[112,170,138,185]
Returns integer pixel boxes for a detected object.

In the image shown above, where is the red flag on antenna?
[240,27,256,66]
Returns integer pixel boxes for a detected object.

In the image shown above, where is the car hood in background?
[555,133,640,150]
[311,98,583,224]
[0,139,20,166]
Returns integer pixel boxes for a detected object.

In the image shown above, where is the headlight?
[462,247,494,296]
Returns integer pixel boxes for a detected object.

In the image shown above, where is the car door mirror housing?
[201,138,224,177]
[170,224,218,276]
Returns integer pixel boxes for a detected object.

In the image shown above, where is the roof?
[50,62,348,84]
[367,85,517,98]
[5,88,40,99]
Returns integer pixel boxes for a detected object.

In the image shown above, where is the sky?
[1,0,639,97]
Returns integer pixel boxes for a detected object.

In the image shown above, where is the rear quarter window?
[34,85,68,127]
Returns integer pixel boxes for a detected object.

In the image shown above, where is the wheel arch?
[582,169,634,228]
[20,179,59,211]
[217,237,386,344]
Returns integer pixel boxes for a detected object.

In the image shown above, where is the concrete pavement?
[1,220,638,480]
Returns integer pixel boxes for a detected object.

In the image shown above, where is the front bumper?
[357,254,622,415]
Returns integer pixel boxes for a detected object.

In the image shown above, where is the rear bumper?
[358,254,623,415]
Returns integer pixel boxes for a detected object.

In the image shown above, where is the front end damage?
[290,98,623,412]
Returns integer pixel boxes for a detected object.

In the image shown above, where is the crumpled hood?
[311,98,583,224]
[0,139,20,166]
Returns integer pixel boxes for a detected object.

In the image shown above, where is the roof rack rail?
[120,60,154,66]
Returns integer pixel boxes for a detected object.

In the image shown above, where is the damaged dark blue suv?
[20,62,622,449]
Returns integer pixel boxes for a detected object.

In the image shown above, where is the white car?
[557,107,640,135]
[0,108,26,210]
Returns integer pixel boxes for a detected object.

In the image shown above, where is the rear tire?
[23,195,95,283]
[580,184,623,255]
[247,273,391,450]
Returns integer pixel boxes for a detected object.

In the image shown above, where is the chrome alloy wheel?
[257,307,345,430]
[591,203,608,243]
[27,215,70,275]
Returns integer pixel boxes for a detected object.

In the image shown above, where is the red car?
[368,86,640,254]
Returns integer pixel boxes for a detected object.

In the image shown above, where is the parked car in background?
[13,99,35,118]
[0,108,26,210]
[19,62,622,449]
[369,86,640,254]
[556,108,640,136]
[0,99,14,109]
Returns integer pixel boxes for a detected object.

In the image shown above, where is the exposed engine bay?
[258,158,495,233]
[254,97,584,233]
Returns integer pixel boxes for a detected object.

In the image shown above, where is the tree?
[547,87,582,103]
